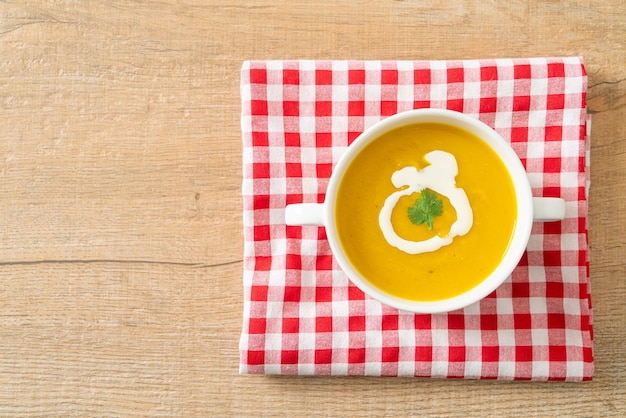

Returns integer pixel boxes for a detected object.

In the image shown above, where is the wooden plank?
[0,0,624,415]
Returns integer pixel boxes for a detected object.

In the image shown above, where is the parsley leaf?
[408,189,443,230]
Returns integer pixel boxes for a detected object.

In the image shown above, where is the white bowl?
[286,109,564,313]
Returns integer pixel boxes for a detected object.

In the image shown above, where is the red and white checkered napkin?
[239,57,593,380]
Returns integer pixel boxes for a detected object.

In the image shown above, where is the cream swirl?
[378,150,473,254]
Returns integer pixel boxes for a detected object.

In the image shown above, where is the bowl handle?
[532,197,566,222]
[285,204,325,226]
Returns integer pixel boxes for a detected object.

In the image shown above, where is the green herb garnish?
[408,189,443,230]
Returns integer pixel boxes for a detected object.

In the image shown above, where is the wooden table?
[1,1,624,416]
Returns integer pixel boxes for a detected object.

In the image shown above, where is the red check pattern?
[240,58,593,380]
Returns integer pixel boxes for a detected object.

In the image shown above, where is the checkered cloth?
[239,57,593,381]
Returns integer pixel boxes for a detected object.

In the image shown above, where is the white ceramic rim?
[324,109,534,313]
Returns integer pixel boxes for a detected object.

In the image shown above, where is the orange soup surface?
[335,123,517,301]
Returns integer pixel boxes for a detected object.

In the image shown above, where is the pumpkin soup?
[335,122,517,302]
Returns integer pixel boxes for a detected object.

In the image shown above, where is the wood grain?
[0,1,624,416]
